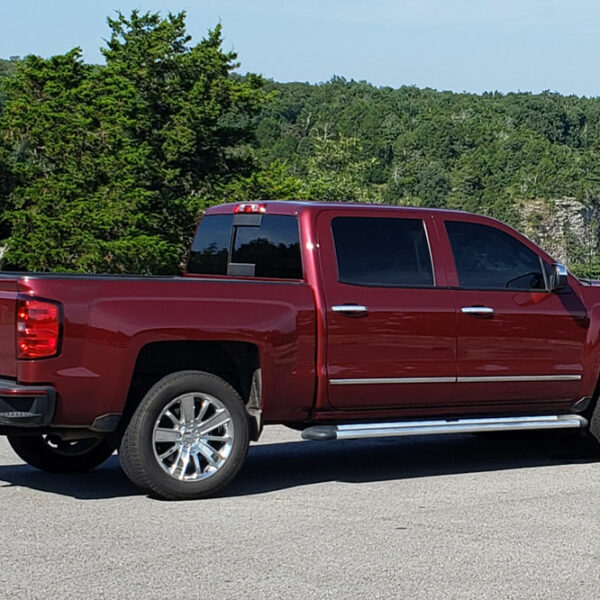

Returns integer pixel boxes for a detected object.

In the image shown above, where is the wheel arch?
[119,340,262,441]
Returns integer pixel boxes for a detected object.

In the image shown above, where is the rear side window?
[332,217,434,287]
[188,214,302,279]
[445,221,546,290]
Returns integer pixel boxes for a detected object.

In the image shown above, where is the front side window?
[445,221,546,290]
[332,217,434,287]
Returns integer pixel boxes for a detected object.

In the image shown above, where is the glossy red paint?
[15,276,316,425]
[1,201,600,432]
[316,208,456,409]
[0,279,18,379]
[436,213,588,408]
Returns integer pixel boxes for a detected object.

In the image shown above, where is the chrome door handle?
[332,304,368,315]
[461,306,494,316]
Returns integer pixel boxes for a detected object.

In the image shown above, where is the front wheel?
[119,371,250,500]
[7,434,114,473]
[589,400,600,448]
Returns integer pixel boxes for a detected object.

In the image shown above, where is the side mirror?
[550,263,568,291]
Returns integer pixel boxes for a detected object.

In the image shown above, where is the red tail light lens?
[234,203,266,214]
[16,298,61,359]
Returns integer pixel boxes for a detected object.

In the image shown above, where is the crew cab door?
[317,210,456,410]
[441,216,587,409]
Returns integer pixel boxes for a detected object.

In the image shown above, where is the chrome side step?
[301,414,588,441]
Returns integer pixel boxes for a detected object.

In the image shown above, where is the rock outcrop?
[519,197,600,263]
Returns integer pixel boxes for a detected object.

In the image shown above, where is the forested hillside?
[1,12,600,275]
[251,78,600,275]
[256,79,600,210]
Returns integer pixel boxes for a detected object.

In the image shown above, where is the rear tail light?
[16,297,62,359]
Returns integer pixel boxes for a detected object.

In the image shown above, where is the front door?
[442,217,587,409]
[318,210,457,410]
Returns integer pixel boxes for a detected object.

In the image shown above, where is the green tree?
[223,160,304,202]
[0,57,20,113]
[302,135,381,202]
[0,12,265,273]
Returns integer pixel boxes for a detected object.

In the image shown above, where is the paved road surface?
[1,426,599,599]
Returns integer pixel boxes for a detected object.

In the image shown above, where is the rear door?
[318,209,457,410]
[441,216,587,409]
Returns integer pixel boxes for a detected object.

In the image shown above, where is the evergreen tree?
[0,12,265,273]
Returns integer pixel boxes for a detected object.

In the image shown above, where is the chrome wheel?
[120,371,250,500]
[152,392,234,481]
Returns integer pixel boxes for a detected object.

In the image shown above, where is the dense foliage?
[254,78,600,215]
[250,79,600,275]
[1,13,600,274]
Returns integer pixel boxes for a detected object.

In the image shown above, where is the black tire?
[589,400,600,447]
[119,370,250,500]
[7,434,114,473]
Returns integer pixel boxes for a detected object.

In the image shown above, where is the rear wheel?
[8,434,114,473]
[119,370,250,500]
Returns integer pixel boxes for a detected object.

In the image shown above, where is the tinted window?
[332,217,433,286]
[188,215,233,275]
[188,214,302,279]
[445,221,546,290]
[232,215,302,279]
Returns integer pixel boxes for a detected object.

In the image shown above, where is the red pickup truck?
[1,201,599,499]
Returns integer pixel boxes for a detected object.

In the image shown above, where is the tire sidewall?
[8,435,113,473]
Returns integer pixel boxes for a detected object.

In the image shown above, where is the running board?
[301,414,588,441]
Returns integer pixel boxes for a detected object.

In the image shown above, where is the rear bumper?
[0,379,56,428]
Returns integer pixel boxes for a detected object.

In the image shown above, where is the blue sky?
[1,0,599,96]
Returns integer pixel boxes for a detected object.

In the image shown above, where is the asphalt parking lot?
[1,426,599,600]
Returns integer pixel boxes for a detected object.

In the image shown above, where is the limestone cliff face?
[519,197,600,263]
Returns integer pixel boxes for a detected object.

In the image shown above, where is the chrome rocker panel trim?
[330,374,582,385]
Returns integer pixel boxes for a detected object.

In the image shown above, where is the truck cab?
[191,202,591,418]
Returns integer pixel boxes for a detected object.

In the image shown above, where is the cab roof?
[205,200,480,218]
